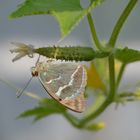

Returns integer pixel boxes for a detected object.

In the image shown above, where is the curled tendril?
[10,42,35,62]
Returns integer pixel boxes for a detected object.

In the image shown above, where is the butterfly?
[31,61,87,113]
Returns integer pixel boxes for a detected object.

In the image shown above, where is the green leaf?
[115,47,140,64]
[10,0,106,38]
[18,98,66,122]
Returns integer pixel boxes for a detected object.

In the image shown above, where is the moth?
[31,61,87,113]
[10,42,87,112]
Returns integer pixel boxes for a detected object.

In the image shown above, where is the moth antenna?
[35,55,40,66]
[16,76,33,98]
[17,54,40,98]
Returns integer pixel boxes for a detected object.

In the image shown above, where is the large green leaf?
[10,0,106,38]
[18,98,66,122]
[115,47,140,64]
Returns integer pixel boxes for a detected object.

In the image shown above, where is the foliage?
[18,98,66,122]
[10,0,106,38]
[115,47,140,64]
[7,0,140,131]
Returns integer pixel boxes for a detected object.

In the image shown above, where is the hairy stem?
[108,0,138,47]
[87,13,103,50]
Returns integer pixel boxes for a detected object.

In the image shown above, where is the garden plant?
[4,0,140,131]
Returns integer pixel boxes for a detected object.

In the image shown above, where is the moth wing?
[40,79,85,112]
[60,92,85,112]
[38,62,87,112]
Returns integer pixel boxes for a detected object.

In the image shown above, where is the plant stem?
[108,55,116,101]
[63,112,80,128]
[79,99,110,127]
[79,0,138,128]
[116,63,126,90]
[108,0,138,47]
[78,55,115,128]
[87,13,103,50]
